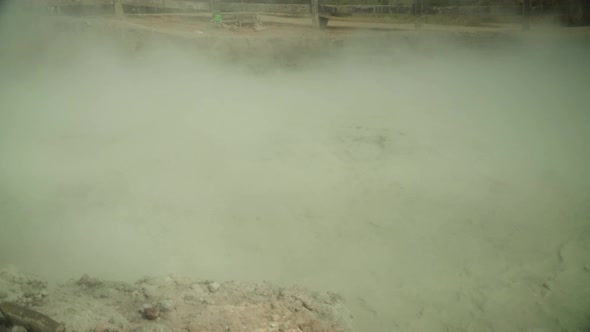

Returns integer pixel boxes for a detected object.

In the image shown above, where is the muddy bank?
[0,268,352,332]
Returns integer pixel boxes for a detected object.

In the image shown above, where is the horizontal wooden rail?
[45,0,522,15]
[38,0,536,30]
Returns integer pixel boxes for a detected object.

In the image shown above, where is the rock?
[0,302,65,332]
[157,300,174,312]
[10,327,28,332]
[0,288,8,299]
[207,282,221,293]
[77,274,102,288]
[183,294,196,301]
[141,286,159,299]
[130,290,143,300]
[141,306,160,320]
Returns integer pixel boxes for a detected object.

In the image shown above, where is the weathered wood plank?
[122,0,210,11]
[0,302,64,332]
[217,3,309,14]
[47,0,113,6]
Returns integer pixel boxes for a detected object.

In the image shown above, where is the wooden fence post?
[114,0,124,18]
[522,0,531,30]
[413,0,423,29]
[311,0,320,29]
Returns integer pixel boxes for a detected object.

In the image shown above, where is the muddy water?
[1,9,589,332]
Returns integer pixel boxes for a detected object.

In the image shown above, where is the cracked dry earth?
[0,268,353,332]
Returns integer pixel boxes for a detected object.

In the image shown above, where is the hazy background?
[0,5,589,331]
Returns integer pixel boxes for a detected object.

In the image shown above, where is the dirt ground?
[0,268,352,332]
[1,7,590,332]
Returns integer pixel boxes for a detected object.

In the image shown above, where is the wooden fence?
[44,0,525,14]
[36,0,533,29]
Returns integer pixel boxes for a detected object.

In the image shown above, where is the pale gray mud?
[0,4,590,332]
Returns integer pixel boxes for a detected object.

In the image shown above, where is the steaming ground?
[1,9,590,332]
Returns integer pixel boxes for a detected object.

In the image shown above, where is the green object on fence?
[214,13,223,24]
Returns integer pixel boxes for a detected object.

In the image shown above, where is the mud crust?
[0,268,353,332]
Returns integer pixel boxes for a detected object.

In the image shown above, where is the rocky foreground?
[0,268,353,332]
